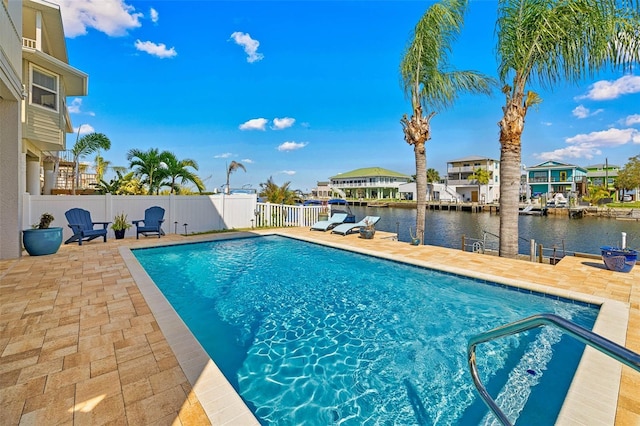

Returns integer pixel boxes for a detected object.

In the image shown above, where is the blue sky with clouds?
[60,0,640,193]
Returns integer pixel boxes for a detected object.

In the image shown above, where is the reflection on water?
[349,206,640,255]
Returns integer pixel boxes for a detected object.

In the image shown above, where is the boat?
[327,199,356,223]
[519,205,548,216]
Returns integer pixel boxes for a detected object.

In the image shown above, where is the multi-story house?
[329,167,411,200]
[585,163,620,191]
[445,155,500,203]
[0,0,87,259]
[526,161,588,198]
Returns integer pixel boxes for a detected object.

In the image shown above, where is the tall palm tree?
[127,148,167,195]
[71,132,111,194]
[469,167,490,203]
[160,152,205,194]
[496,0,640,258]
[426,168,440,201]
[400,0,493,244]
[94,154,111,183]
[226,161,246,194]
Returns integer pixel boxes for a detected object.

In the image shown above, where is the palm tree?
[94,154,111,183]
[226,161,246,194]
[469,167,490,203]
[426,168,440,201]
[259,176,296,204]
[71,132,111,194]
[127,148,167,195]
[160,152,205,194]
[495,0,640,258]
[400,0,493,244]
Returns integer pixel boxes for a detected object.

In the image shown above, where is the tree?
[71,132,111,194]
[426,168,440,201]
[495,0,640,258]
[259,176,296,204]
[617,155,640,200]
[160,152,205,194]
[127,148,168,195]
[400,0,493,244]
[94,154,111,183]
[226,161,246,193]
[469,167,490,203]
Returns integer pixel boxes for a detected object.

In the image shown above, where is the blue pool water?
[133,235,598,425]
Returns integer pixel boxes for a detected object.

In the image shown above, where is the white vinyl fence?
[23,194,325,241]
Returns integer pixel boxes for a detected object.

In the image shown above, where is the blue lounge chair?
[133,206,165,239]
[331,216,381,236]
[310,213,348,231]
[64,208,110,245]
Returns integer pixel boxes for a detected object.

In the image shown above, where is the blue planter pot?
[22,227,63,256]
[600,246,638,273]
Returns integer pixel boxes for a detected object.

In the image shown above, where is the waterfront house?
[0,0,87,259]
[445,155,500,203]
[329,167,411,200]
[526,161,588,198]
[585,162,620,195]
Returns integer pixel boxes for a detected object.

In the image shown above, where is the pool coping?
[120,230,630,425]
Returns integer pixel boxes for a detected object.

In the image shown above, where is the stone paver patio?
[1,228,638,425]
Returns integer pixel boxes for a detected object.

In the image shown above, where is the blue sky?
[59,0,640,193]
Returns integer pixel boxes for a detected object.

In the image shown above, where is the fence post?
[461,234,466,251]
[530,239,536,262]
[538,243,543,263]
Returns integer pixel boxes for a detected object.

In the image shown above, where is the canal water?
[349,206,640,256]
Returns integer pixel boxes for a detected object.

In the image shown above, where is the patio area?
[1,228,638,424]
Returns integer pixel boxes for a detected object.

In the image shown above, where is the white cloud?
[535,145,602,161]
[572,105,603,119]
[279,170,296,175]
[241,159,254,164]
[625,114,640,126]
[239,118,268,131]
[74,123,95,135]
[577,75,640,100]
[272,117,295,130]
[230,32,264,63]
[134,40,177,58]
[541,121,553,126]
[149,8,159,23]
[277,141,308,152]
[58,0,143,37]
[565,128,640,146]
[535,128,640,161]
[214,152,233,159]
[68,98,83,114]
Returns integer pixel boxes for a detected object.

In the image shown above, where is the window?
[31,67,58,111]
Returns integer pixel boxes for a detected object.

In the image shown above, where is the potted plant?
[22,212,63,256]
[359,218,376,239]
[111,212,132,239]
[600,246,638,273]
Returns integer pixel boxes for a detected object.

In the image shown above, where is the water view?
[354,206,640,255]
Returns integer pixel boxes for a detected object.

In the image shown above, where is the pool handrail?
[467,313,640,426]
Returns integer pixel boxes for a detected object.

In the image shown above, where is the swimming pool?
[133,235,598,425]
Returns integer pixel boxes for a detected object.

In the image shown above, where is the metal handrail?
[467,313,640,426]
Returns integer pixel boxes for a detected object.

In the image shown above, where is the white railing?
[22,37,37,49]
[254,203,323,228]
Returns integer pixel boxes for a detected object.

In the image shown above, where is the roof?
[448,155,498,163]
[585,164,620,170]
[527,161,587,172]
[330,167,410,179]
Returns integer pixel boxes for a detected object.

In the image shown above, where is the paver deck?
[1,228,638,425]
